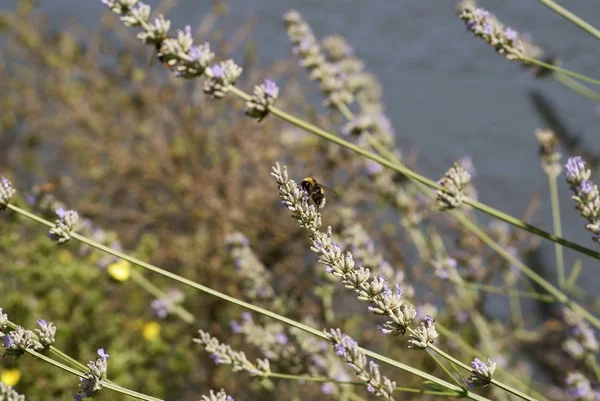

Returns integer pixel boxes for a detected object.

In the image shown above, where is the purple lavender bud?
[275,333,288,345]
[97,348,110,362]
[565,156,587,184]
[56,208,67,219]
[321,383,336,394]
[367,384,375,393]
[264,79,279,98]
[210,353,222,364]
[151,299,168,319]
[474,9,490,19]
[395,283,403,295]
[471,357,486,372]
[505,27,518,41]
[37,319,47,329]
[2,333,14,348]
[457,311,470,323]
[188,45,204,62]
[579,180,594,196]
[334,342,346,356]
[210,64,224,78]
[230,320,242,334]
[483,22,493,35]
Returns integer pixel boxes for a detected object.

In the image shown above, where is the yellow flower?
[107,259,131,282]
[1,369,21,386]
[142,321,160,341]
[57,249,73,264]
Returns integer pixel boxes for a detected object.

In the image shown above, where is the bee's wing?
[319,184,340,197]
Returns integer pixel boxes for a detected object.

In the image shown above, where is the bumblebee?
[301,177,330,209]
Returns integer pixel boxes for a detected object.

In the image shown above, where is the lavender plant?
[1,0,600,400]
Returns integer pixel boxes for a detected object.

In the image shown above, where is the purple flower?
[2,333,14,349]
[367,384,375,393]
[579,180,594,196]
[210,353,223,364]
[230,320,242,334]
[505,27,518,41]
[264,79,279,98]
[56,208,67,219]
[457,311,470,324]
[471,357,486,372]
[209,64,224,78]
[275,333,288,345]
[188,45,205,62]
[37,319,48,329]
[483,22,493,36]
[474,9,490,19]
[321,383,336,394]
[151,299,168,319]
[97,348,110,362]
[334,342,346,356]
[377,324,393,335]
[565,156,586,184]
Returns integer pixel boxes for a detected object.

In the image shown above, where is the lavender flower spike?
[408,315,439,350]
[194,330,270,378]
[467,357,496,388]
[457,0,546,67]
[245,79,280,122]
[435,162,471,210]
[74,348,110,400]
[326,329,395,400]
[2,326,38,358]
[203,60,243,99]
[0,383,25,401]
[48,208,79,245]
[271,163,416,336]
[0,308,7,331]
[535,129,562,177]
[563,157,600,244]
[34,319,57,349]
[0,177,16,210]
[201,389,235,401]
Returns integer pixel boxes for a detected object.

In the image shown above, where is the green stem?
[548,174,566,288]
[554,73,600,103]
[268,372,461,395]
[461,282,555,302]
[429,345,538,401]
[538,0,600,40]
[520,56,600,86]
[436,324,551,401]
[27,349,163,401]
[130,270,196,324]
[450,210,600,330]
[508,286,525,329]
[426,349,464,388]
[227,87,600,263]
[566,259,582,289]
[6,204,478,398]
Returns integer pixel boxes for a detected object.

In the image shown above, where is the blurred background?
[0,0,599,400]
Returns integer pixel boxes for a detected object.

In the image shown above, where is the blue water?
[9,0,600,295]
